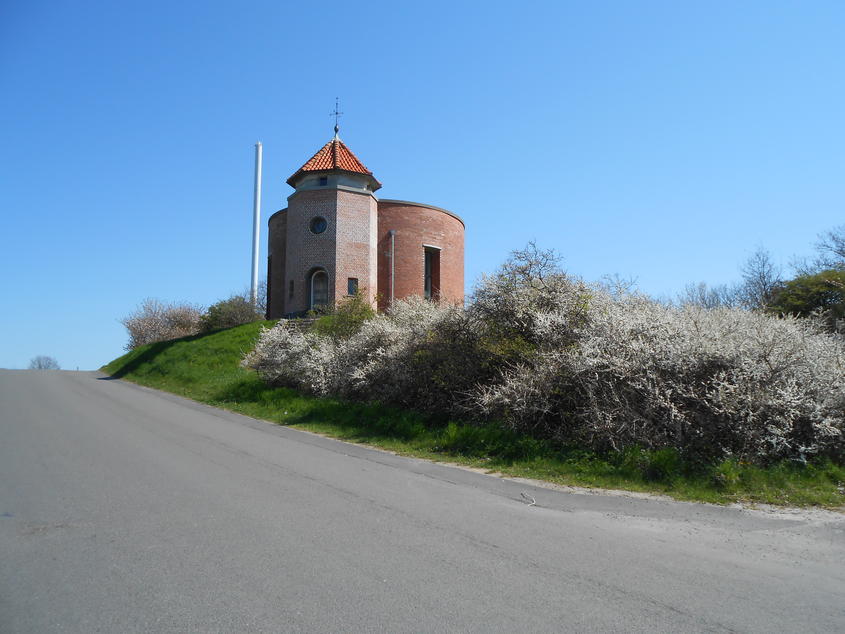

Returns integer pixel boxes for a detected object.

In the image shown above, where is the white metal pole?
[251,142,262,306]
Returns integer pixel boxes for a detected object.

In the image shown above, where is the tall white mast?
[251,141,262,307]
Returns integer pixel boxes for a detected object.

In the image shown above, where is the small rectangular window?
[347,278,358,296]
[424,251,432,299]
[319,176,328,186]
[289,280,294,299]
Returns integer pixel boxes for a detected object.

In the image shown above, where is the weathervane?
[331,97,343,138]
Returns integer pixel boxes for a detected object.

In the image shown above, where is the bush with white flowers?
[121,298,203,350]
[244,245,845,463]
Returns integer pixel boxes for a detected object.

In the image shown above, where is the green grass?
[102,322,845,509]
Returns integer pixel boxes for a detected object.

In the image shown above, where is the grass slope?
[102,322,845,508]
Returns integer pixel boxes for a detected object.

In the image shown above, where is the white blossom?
[244,264,845,462]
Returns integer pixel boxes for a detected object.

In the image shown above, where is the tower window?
[289,280,294,299]
[310,270,329,309]
[319,176,328,186]
[310,216,328,234]
[347,278,358,296]
[424,248,441,300]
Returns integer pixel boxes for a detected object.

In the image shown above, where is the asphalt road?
[1,369,843,633]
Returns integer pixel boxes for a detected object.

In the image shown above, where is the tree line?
[678,224,844,332]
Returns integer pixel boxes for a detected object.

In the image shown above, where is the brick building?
[266,134,465,318]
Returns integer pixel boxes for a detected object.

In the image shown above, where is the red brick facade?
[376,200,465,311]
[266,209,287,319]
[266,138,464,318]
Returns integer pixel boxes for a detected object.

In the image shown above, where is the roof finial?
[330,97,343,139]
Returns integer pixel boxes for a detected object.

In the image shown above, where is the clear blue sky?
[2,1,843,370]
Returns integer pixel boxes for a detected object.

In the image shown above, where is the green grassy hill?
[102,322,845,508]
[103,321,275,402]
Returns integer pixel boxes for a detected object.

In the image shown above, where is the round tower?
[376,200,465,311]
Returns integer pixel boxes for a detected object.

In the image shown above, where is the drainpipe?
[389,230,396,307]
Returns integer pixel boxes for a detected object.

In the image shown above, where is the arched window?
[310,270,329,310]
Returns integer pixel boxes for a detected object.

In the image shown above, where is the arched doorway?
[310,269,329,310]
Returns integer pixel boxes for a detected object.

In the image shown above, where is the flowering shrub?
[244,297,475,409]
[244,321,331,394]
[121,298,202,350]
[472,292,845,462]
[244,247,845,463]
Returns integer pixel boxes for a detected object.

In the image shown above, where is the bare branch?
[29,355,60,370]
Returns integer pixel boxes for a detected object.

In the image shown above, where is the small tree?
[470,240,573,338]
[253,279,268,316]
[767,269,845,330]
[29,355,60,370]
[737,247,782,310]
[200,294,263,333]
[793,224,845,275]
[813,224,845,272]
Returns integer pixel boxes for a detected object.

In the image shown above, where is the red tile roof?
[287,138,381,190]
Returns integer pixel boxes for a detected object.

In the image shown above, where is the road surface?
[1,369,843,632]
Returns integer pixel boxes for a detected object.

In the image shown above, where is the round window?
[310,216,328,234]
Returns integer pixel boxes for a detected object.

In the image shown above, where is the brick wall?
[266,209,287,319]
[273,185,379,315]
[334,189,378,307]
[376,200,465,310]
[283,189,338,314]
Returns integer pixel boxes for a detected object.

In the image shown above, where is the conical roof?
[287,138,381,190]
